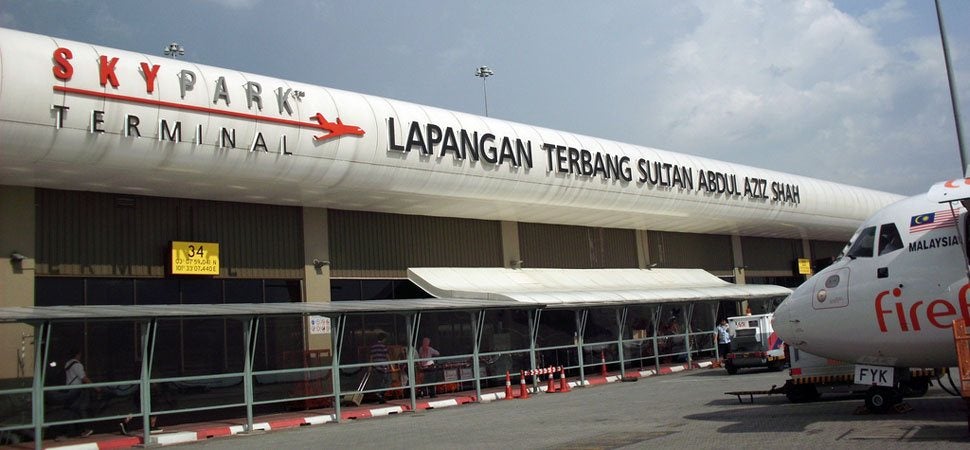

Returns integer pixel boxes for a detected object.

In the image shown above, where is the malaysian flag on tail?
[909,209,960,233]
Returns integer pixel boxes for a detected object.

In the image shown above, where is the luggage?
[342,369,370,406]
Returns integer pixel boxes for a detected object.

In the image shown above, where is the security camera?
[312,259,330,269]
[10,252,26,263]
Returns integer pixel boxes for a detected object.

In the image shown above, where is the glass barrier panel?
[535,345,579,370]
[418,311,474,357]
[151,377,243,413]
[254,315,306,372]
[254,368,334,407]
[584,307,618,344]
[340,314,408,367]
[0,391,32,429]
[535,310,575,348]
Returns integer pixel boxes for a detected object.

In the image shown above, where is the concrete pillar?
[730,235,745,284]
[303,207,331,352]
[501,221,521,268]
[730,234,747,315]
[635,230,651,269]
[0,186,36,378]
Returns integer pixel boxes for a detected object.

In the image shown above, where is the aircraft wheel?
[865,387,901,413]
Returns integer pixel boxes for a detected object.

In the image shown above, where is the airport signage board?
[42,37,802,206]
[4,27,910,240]
[797,258,812,275]
[171,241,220,275]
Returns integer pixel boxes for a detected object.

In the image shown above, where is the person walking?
[63,349,97,438]
[716,320,732,360]
[369,334,391,403]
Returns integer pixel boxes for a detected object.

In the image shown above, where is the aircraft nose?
[773,292,800,345]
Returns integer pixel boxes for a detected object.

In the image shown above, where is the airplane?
[773,177,970,412]
[311,113,365,141]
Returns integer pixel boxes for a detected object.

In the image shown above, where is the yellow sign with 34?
[171,241,220,275]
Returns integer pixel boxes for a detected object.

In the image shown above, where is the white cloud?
[0,11,15,27]
[628,0,956,194]
[201,0,261,9]
[859,0,909,27]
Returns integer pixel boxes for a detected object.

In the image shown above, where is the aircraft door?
[815,225,876,310]
[812,267,849,310]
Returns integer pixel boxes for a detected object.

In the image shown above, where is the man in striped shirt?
[369,334,391,403]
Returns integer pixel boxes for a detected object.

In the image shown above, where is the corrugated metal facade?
[518,223,638,269]
[812,240,846,260]
[35,189,304,278]
[327,210,503,278]
[647,231,732,272]
[741,236,803,272]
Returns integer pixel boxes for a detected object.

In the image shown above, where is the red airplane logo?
[311,113,365,142]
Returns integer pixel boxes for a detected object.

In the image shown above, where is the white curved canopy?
[408,267,791,308]
[0,27,903,240]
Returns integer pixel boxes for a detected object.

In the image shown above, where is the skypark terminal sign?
[43,37,801,212]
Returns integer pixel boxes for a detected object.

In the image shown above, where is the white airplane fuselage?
[774,189,970,368]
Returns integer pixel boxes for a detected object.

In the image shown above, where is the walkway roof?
[0,298,534,323]
[408,268,792,308]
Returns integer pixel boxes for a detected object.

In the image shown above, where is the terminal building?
[0,26,903,417]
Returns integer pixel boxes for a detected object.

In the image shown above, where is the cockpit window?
[878,223,903,256]
[846,226,876,259]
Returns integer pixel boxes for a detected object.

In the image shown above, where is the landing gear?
[864,386,903,413]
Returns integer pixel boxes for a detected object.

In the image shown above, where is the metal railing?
[0,301,724,449]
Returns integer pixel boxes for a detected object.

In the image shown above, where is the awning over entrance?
[408,268,792,308]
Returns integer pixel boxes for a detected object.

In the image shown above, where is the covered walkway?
[0,268,789,449]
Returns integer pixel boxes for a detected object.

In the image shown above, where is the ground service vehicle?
[724,313,785,375]
[784,347,935,408]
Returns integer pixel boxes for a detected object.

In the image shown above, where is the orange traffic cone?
[547,370,557,393]
[518,370,529,399]
[600,350,607,377]
[504,371,513,399]
[559,367,571,392]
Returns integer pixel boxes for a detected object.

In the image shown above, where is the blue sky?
[2,0,968,195]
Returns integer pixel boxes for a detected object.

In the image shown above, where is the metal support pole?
[935,0,968,176]
[242,317,259,432]
[330,315,346,423]
[471,310,485,401]
[616,307,628,376]
[31,322,50,450]
[652,307,661,372]
[139,319,158,446]
[685,304,694,367]
[575,310,588,385]
[406,313,420,410]
[714,302,721,360]
[528,309,541,390]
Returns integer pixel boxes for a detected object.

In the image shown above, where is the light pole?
[475,65,494,117]
[164,42,185,59]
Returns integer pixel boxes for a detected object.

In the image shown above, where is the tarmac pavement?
[36,361,970,449]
